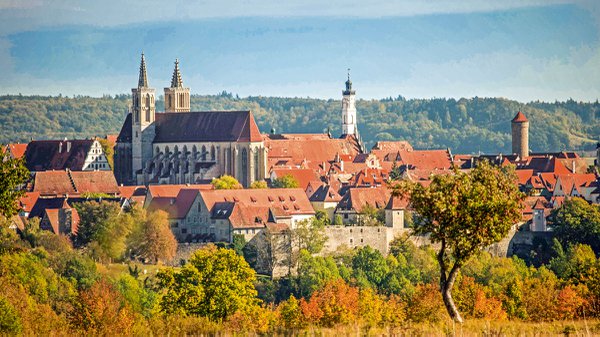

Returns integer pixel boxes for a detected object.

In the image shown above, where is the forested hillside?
[1,93,599,154]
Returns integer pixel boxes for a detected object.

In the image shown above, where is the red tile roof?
[512,111,528,122]
[69,171,119,194]
[19,192,40,213]
[264,133,361,169]
[147,184,212,199]
[32,170,119,196]
[338,186,391,213]
[397,149,453,171]
[271,168,321,189]
[5,143,27,159]
[200,188,314,228]
[147,188,200,219]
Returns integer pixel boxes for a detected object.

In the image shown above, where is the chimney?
[572,160,576,173]
[66,141,71,152]
[59,142,62,153]
[340,160,344,172]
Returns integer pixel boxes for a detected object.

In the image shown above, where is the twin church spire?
[136,53,190,113]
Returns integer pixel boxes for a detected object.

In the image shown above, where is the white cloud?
[0,0,577,35]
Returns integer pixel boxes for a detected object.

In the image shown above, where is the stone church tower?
[341,70,357,136]
[511,111,529,159]
[164,59,191,113]
[131,53,156,179]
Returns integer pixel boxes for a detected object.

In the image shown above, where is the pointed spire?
[138,53,148,88]
[171,59,183,88]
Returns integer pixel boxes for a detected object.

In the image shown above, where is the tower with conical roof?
[131,53,156,181]
[511,111,529,159]
[164,59,191,113]
[341,69,357,136]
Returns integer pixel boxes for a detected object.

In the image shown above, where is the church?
[114,55,267,187]
[114,54,363,187]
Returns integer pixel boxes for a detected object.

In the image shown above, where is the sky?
[0,0,599,102]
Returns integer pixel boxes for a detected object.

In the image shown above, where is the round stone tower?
[511,111,529,159]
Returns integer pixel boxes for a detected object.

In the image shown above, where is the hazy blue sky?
[0,0,599,101]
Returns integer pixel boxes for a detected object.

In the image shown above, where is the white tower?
[131,53,156,179]
[341,69,357,135]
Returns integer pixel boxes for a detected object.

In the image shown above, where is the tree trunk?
[437,239,464,323]
[442,281,463,323]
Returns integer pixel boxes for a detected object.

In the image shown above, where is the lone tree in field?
[391,160,523,322]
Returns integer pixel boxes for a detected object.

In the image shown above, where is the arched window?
[241,148,248,187]
[165,146,170,155]
[211,146,216,161]
[183,145,188,155]
[155,146,160,155]
[192,145,197,158]
[174,145,179,156]
[167,95,172,109]
[201,145,207,161]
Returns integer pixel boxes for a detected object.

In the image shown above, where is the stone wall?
[323,225,409,255]
[168,242,207,266]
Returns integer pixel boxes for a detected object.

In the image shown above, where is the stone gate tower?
[164,59,191,113]
[511,111,529,159]
[131,53,156,179]
[341,70,357,136]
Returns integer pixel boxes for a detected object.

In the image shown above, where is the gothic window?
[226,148,232,173]
[183,145,188,155]
[192,145,197,158]
[167,95,172,109]
[201,145,207,161]
[254,149,260,180]
[165,146,170,155]
[135,110,139,123]
[211,146,215,161]
[241,148,248,187]
[174,145,179,156]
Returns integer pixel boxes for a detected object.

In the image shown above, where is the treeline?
[1,220,600,335]
[1,93,599,153]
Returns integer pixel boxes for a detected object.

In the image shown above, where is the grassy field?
[96,262,169,280]
[290,320,600,336]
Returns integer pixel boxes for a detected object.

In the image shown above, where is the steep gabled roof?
[25,140,95,171]
[5,143,27,159]
[309,184,342,202]
[153,111,262,143]
[116,113,132,143]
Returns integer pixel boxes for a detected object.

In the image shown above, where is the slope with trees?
[1,94,599,154]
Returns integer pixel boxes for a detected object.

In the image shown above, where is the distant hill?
[1,93,599,154]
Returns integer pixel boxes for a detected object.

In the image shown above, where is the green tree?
[0,151,29,218]
[352,246,390,288]
[156,245,258,321]
[231,234,247,256]
[293,217,327,254]
[0,295,22,334]
[551,197,600,254]
[211,175,242,190]
[391,160,523,322]
[74,201,132,261]
[271,174,299,188]
[97,138,114,169]
[250,180,268,189]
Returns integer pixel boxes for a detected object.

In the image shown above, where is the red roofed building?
[335,186,408,228]
[40,203,79,236]
[31,170,119,197]
[4,143,27,159]
[24,139,110,172]
[270,168,321,190]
